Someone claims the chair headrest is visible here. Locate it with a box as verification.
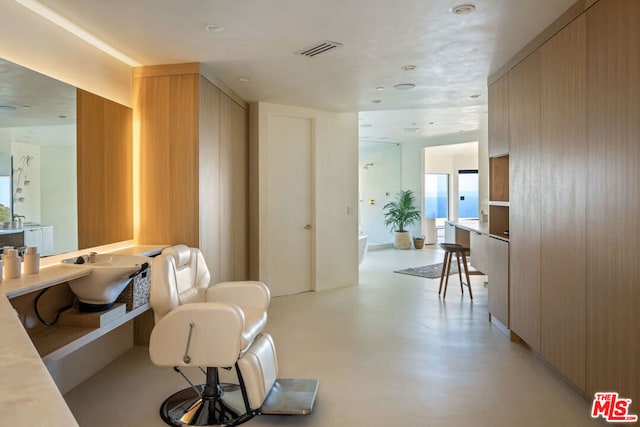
[163,244,191,267]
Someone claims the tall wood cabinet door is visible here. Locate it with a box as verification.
[199,77,222,283]
[469,231,487,274]
[540,16,587,391]
[488,76,509,157]
[508,50,541,351]
[586,0,640,402]
[487,237,509,327]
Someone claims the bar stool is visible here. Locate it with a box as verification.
[438,243,473,300]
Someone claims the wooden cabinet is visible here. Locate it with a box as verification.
[540,15,587,391]
[488,0,639,405]
[469,231,488,274]
[487,237,509,327]
[585,0,640,402]
[488,76,509,157]
[134,64,249,283]
[508,50,542,352]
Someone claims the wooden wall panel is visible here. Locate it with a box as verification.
[487,237,509,327]
[218,94,234,282]
[586,0,640,402]
[540,16,587,391]
[198,77,221,283]
[508,50,542,351]
[488,76,510,157]
[135,72,199,247]
[77,89,133,249]
[230,99,249,280]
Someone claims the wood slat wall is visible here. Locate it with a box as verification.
[585,0,640,401]
[539,15,587,391]
[508,50,542,352]
[77,89,133,249]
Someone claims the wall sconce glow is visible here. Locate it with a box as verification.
[15,0,141,66]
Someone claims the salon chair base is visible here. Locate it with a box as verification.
[160,383,252,427]
[160,378,319,426]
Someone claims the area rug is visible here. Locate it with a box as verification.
[394,259,471,279]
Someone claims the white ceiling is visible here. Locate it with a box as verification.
[8,0,577,144]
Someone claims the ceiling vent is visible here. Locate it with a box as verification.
[296,40,343,57]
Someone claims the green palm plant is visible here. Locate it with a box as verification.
[382,190,421,232]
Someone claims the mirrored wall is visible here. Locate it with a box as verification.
[0,58,78,255]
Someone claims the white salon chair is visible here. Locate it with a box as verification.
[149,245,318,426]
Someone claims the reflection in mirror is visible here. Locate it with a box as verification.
[0,58,77,255]
[0,153,11,223]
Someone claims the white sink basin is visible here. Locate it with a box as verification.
[62,254,153,312]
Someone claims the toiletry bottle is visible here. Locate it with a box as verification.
[24,247,40,275]
[3,249,21,279]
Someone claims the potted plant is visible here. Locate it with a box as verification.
[383,189,421,250]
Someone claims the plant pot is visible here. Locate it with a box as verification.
[394,231,411,250]
[413,236,425,249]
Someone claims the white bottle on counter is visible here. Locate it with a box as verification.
[24,247,40,275]
[3,249,21,280]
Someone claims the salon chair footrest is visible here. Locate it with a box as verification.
[260,378,320,415]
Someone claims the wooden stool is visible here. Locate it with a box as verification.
[438,243,473,299]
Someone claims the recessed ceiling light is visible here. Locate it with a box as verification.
[428,122,435,125]
[238,76,252,82]
[452,4,475,15]
[401,65,416,71]
[376,86,385,91]
[403,127,420,133]
[0,105,16,111]
[57,114,67,119]
[204,24,225,32]
[371,99,382,104]
[470,94,481,98]
[22,105,30,110]
[393,83,416,90]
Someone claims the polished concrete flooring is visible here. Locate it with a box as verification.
[65,246,603,426]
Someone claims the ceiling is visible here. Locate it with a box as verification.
[10,0,577,144]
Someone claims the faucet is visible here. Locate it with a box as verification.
[88,252,98,263]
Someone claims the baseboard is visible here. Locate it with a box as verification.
[368,243,393,251]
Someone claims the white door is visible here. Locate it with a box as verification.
[264,115,313,295]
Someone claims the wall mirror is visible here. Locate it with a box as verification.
[0,58,78,255]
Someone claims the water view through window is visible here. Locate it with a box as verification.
[458,169,479,219]
[424,173,448,227]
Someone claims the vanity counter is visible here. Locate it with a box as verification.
[0,243,166,426]
[0,283,79,426]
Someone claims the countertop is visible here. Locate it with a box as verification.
[446,219,509,242]
[0,243,166,426]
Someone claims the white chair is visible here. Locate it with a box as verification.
[149,245,318,426]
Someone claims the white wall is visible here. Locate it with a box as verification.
[41,145,78,253]
[401,143,424,239]
[254,102,359,293]
[11,142,41,223]
[0,1,131,106]
[359,144,401,245]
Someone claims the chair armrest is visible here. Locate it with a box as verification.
[149,302,244,368]
[206,281,270,312]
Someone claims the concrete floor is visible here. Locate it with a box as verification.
[64,245,603,426]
